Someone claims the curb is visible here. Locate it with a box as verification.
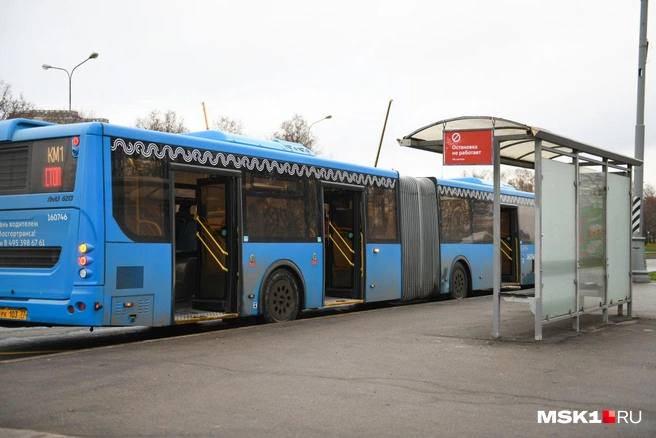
[0,428,77,438]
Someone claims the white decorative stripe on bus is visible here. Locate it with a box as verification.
[438,184,534,206]
[111,137,396,189]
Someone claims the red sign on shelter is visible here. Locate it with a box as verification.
[443,129,493,165]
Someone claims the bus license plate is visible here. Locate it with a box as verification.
[0,308,28,321]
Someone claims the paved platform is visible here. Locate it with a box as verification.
[646,258,655,272]
[1,284,655,437]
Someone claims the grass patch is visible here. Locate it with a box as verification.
[647,242,656,252]
[651,271,656,282]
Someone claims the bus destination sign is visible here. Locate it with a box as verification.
[443,129,493,165]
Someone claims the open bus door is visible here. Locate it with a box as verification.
[322,185,365,307]
[500,205,520,284]
[171,166,241,323]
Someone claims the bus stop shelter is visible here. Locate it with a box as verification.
[399,116,642,340]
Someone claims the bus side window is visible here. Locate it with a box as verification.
[111,151,171,242]
[518,205,535,243]
[366,186,398,242]
[439,196,473,243]
[471,200,493,243]
[242,171,319,242]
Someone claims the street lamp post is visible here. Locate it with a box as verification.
[631,0,650,283]
[42,52,99,111]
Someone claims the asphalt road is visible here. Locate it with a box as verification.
[0,318,260,362]
[1,284,655,437]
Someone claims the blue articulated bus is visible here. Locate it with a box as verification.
[436,177,535,298]
[0,119,533,327]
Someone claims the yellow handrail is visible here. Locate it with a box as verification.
[328,222,354,254]
[329,235,355,267]
[360,232,364,277]
[196,232,228,272]
[500,238,513,261]
[194,215,228,256]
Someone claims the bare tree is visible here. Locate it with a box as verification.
[0,80,34,120]
[460,168,533,192]
[136,110,187,133]
[273,114,315,149]
[506,168,534,192]
[461,169,492,180]
[461,168,511,182]
[214,116,244,135]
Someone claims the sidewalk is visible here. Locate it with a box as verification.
[646,258,655,273]
[633,280,656,319]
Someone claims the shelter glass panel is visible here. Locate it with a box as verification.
[606,173,630,304]
[541,159,576,319]
[578,169,606,310]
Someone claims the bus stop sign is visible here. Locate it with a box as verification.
[443,129,493,165]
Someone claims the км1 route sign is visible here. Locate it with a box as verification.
[443,129,493,165]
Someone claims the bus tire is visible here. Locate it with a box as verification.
[450,262,469,300]
[262,269,300,323]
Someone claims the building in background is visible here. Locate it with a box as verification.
[9,109,108,124]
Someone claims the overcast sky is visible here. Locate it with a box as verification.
[1,0,654,184]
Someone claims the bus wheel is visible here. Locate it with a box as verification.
[450,263,469,300]
[262,269,300,323]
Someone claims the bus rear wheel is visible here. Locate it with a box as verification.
[450,263,469,300]
[262,269,300,323]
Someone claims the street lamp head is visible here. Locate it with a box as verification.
[42,64,52,70]
[309,114,333,130]
[89,52,99,59]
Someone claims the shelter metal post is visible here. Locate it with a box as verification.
[628,164,634,317]
[603,159,609,324]
[534,140,543,341]
[574,154,580,332]
[619,164,633,317]
[492,138,501,338]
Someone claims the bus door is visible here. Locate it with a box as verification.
[500,205,520,284]
[322,185,365,306]
[172,167,241,321]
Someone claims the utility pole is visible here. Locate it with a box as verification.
[202,102,210,130]
[374,99,393,167]
[632,0,650,283]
